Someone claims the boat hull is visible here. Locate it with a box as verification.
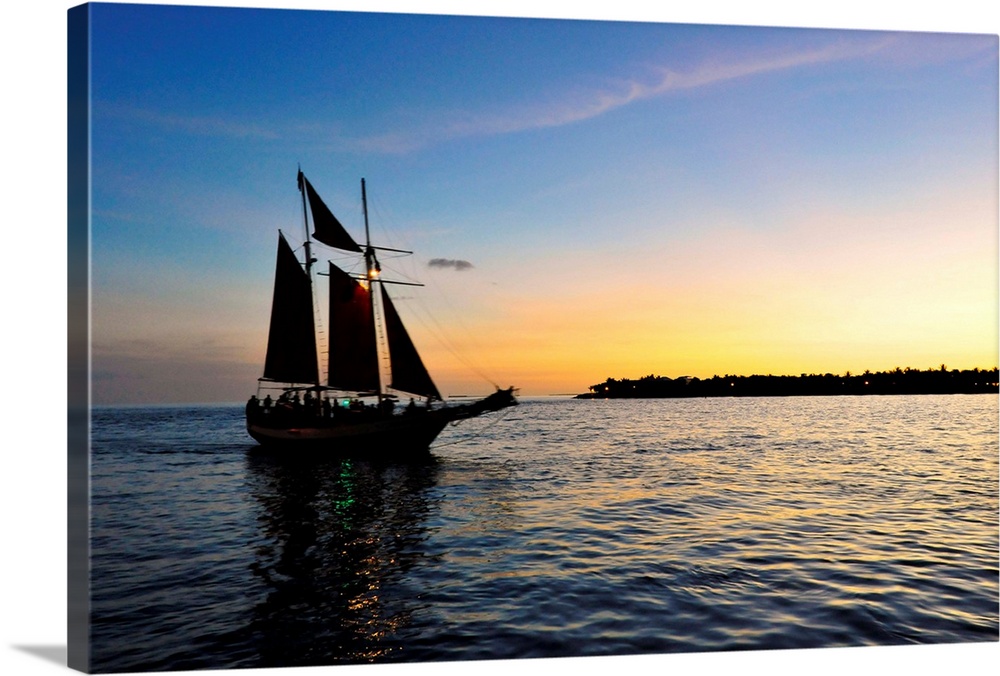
[247,410,451,456]
[245,388,517,457]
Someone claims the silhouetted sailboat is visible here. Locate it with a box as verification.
[246,171,517,454]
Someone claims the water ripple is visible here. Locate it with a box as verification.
[89,396,998,671]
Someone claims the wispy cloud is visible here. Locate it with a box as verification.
[96,101,281,140]
[97,31,988,156]
[353,36,896,153]
[95,38,892,155]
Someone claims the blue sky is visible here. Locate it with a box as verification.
[71,2,1000,403]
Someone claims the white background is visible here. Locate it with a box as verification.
[2,1,997,675]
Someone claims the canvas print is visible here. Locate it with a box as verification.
[67,2,999,673]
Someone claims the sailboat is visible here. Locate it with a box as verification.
[245,170,517,455]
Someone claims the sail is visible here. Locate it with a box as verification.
[262,232,319,384]
[298,171,362,252]
[380,286,442,400]
[327,262,380,392]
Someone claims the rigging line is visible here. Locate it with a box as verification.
[414,271,504,386]
[373,280,391,391]
[365,187,500,387]
[373,238,496,385]
[408,296,499,387]
[382,266,497,387]
[366,189,397,245]
[368,189,420,262]
[314,290,328,386]
[428,406,514,450]
[374,256,422,286]
[291,237,327,386]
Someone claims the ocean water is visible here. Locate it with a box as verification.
[88,395,999,672]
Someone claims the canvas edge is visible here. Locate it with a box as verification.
[68,3,92,673]
[55,4,1000,675]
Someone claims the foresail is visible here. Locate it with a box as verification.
[327,262,380,392]
[298,171,362,252]
[263,233,320,384]
[380,286,442,401]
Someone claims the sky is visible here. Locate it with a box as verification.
[75,1,999,404]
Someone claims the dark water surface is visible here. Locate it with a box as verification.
[89,396,999,672]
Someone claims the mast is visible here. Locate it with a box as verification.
[297,167,318,276]
[296,167,319,386]
[362,178,371,251]
[360,179,440,403]
[361,178,384,404]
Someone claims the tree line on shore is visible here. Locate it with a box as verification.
[577,366,999,398]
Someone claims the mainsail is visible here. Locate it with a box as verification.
[381,285,442,401]
[262,232,319,384]
[327,262,380,392]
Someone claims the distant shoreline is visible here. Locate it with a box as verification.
[576,367,999,399]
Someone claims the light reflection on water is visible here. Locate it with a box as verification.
[90,395,998,671]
